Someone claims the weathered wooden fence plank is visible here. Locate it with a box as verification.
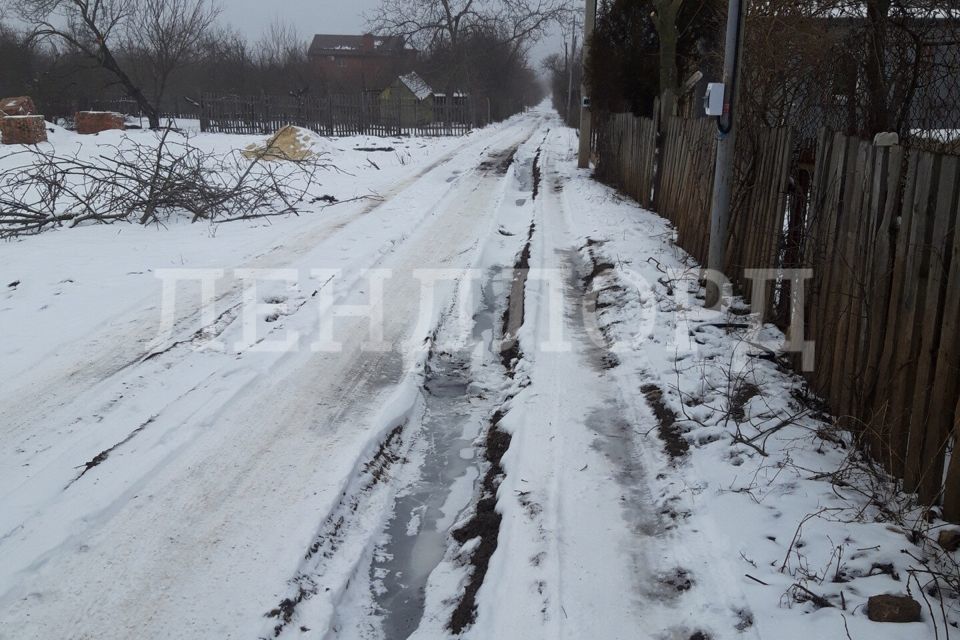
[811,134,853,398]
[860,146,902,434]
[923,181,960,512]
[594,112,657,209]
[844,143,884,420]
[905,157,960,498]
[830,140,873,419]
[886,152,939,478]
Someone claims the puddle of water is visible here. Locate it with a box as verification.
[471,267,501,344]
[372,271,505,640]
[373,355,479,640]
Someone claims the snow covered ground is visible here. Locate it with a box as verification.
[0,107,955,639]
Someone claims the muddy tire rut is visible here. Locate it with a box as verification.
[262,418,413,638]
[260,136,544,640]
[448,159,540,632]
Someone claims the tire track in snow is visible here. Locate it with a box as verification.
[64,415,158,489]
[449,210,538,634]
[316,136,547,639]
[0,121,546,636]
[2,123,536,495]
[543,124,761,639]
[253,129,544,639]
[459,127,666,638]
[263,421,413,638]
[0,118,532,460]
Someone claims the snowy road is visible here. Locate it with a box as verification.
[0,113,551,638]
[1,107,676,640]
[2,107,932,640]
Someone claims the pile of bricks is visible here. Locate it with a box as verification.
[0,95,48,145]
[0,96,36,117]
[75,111,125,135]
[1,115,47,145]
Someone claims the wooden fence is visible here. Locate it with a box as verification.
[594,113,657,209]
[200,93,476,137]
[725,126,795,314]
[593,113,960,520]
[38,97,203,123]
[657,117,719,265]
[803,130,960,515]
[596,116,794,317]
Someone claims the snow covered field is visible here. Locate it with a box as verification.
[0,107,954,639]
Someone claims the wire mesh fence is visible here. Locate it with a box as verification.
[737,8,960,154]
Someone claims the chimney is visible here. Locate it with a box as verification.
[362,33,375,52]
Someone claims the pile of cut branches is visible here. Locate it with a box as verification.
[0,130,334,237]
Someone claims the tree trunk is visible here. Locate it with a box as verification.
[864,0,892,136]
[98,44,161,129]
[653,0,681,120]
[566,32,577,125]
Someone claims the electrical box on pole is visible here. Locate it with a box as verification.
[704,83,725,117]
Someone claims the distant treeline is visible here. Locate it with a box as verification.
[1,0,561,129]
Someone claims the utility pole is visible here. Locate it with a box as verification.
[566,29,577,125]
[705,0,745,307]
[564,37,571,117]
[577,0,597,169]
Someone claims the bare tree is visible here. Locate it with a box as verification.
[251,18,317,95]
[561,10,582,123]
[370,0,570,52]
[254,18,303,68]
[736,0,960,143]
[123,0,220,117]
[368,0,480,53]
[368,0,570,90]
[650,0,682,118]
[13,0,219,129]
[194,25,255,94]
[542,20,582,127]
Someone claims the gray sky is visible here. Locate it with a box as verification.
[221,0,377,39]
[219,0,568,68]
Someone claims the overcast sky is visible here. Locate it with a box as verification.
[221,0,377,39]
[219,0,568,68]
